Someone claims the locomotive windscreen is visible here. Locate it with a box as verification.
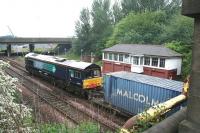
[85,69,101,78]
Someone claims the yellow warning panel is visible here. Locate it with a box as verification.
[83,77,102,89]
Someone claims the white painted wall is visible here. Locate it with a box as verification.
[165,58,182,75]
[131,65,144,73]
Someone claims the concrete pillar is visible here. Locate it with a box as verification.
[7,44,11,57]
[179,0,200,133]
[29,43,35,52]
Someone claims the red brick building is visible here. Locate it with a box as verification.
[102,44,182,79]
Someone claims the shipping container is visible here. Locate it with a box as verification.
[103,71,183,115]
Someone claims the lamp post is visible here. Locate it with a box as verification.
[64,48,67,56]
[81,49,83,61]
[91,52,93,63]
[57,46,59,56]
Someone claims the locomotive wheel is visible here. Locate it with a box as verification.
[56,80,65,89]
[80,89,89,99]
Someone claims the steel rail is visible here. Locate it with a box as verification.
[4,58,120,131]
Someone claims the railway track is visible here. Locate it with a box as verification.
[2,57,121,132]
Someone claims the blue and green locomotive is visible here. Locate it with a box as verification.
[25,53,102,96]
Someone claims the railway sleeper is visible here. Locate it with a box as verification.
[91,98,132,119]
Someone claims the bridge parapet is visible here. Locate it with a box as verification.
[0,37,72,44]
[0,37,72,56]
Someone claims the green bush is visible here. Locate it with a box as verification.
[39,122,100,133]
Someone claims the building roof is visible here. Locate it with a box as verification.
[103,44,182,57]
[25,53,94,70]
[107,71,183,92]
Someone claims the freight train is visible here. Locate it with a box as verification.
[25,53,102,97]
[24,53,184,116]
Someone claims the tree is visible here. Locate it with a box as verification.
[121,0,140,15]
[0,61,32,132]
[166,41,192,79]
[112,1,123,24]
[121,0,181,15]
[73,0,114,57]
[161,15,194,44]
[90,0,113,56]
[74,8,92,55]
[106,11,168,47]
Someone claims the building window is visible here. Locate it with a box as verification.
[132,56,139,65]
[119,54,123,62]
[144,57,150,66]
[104,53,108,59]
[114,53,118,61]
[124,54,129,63]
[160,58,165,68]
[152,58,158,67]
[109,53,113,60]
[140,57,144,65]
[74,71,81,79]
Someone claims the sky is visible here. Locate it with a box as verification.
[0,0,93,37]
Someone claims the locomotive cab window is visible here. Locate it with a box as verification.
[85,69,100,78]
[93,70,100,77]
[69,69,81,79]
[69,69,74,77]
[74,71,81,79]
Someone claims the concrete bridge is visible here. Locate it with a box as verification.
[0,37,72,56]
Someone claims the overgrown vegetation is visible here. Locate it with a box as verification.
[74,0,193,79]
[166,41,192,79]
[39,122,100,133]
[0,61,102,132]
[0,60,33,132]
[59,50,80,60]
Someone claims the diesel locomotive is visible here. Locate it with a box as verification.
[25,53,102,97]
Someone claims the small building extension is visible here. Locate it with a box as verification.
[102,44,182,79]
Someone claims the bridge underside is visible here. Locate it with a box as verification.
[0,37,72,56]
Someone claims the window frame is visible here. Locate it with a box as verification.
[159,58,165,68]
[74,71,81,79]
[140,57,144,65]
[104,52,108,59]
[119,54,124,62]
[114,53,118,61]
[132,56,139,65]
[152,57,158,67]
[109,53,113,60]
[144,57,150,66]
[124,54,130,63]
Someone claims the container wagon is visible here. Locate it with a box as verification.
[103,71,184,115]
